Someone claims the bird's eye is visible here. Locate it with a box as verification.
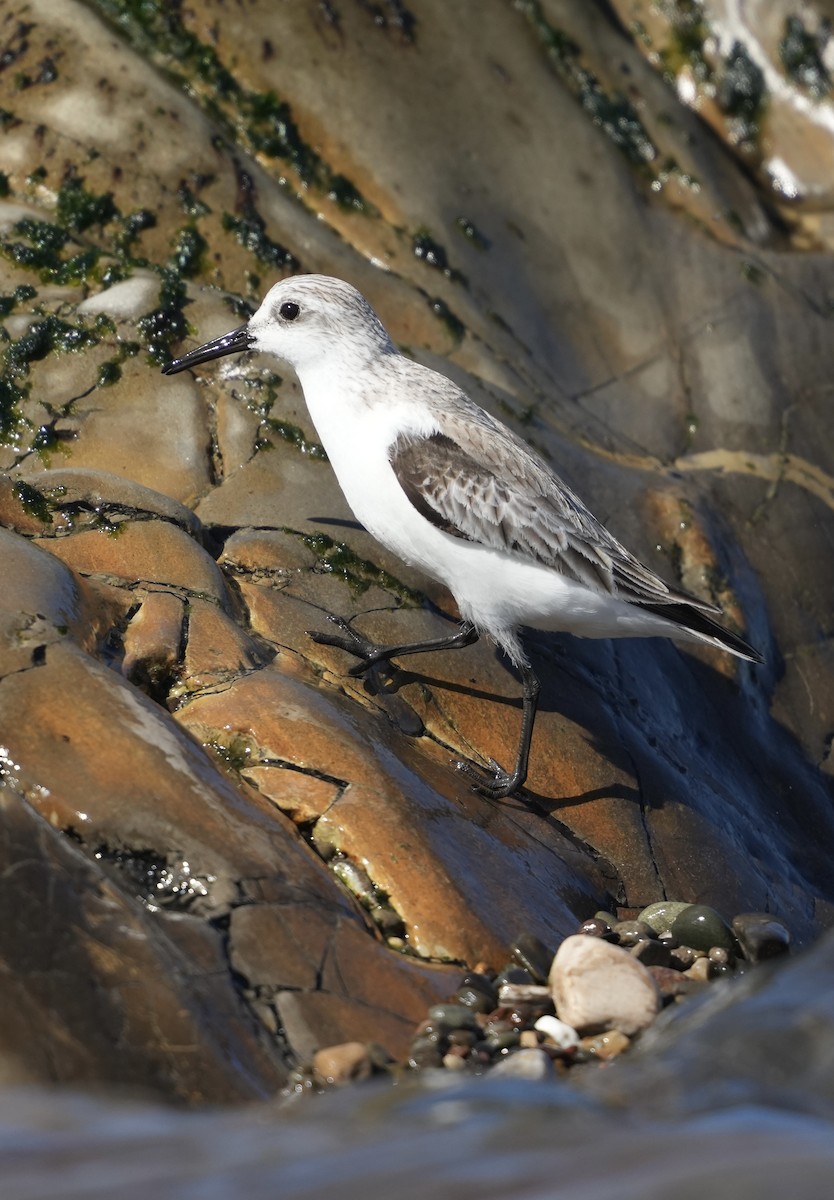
[279,301,300,321]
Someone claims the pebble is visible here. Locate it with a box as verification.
[446,1028,477,1049]
[484,1028,520,1055]
[487,1047,553,1080]
[683,956,714,983]
[629,937,672,968]
[312,1041,376,1086]
[426,1003,480,1034]
[534,1014,580,1051]
[549,934,661,1036]
[669,944,699,970]
[494,964,535,988]
[640,901,734,953]
[408,1036,444,1070]
[456,980,498,1013]
[732,912,792,961]
[580,1030,631,1060]
[612,919,653,946]
[511,932,555,982]
[576,917,613,939]
[410,903,792,1080]
[497,982,551,1007]
[647,965,704,1000]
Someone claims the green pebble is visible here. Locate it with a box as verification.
[426,1003,480,1033]
[640,901,735,953]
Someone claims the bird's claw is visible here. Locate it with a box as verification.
[453,757,520,800]
[307,616,387,675]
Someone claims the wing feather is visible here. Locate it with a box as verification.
[389,429,719,612]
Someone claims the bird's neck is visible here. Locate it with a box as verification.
[296,343,397,416]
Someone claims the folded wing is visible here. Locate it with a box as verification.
[389,429,718,613]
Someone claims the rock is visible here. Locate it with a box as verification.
[549,935,661,1036]
[455,972,498,1013]
[511,932,556,982]
[497,983,552,1007]
[425,1004,480,1035]
[580,1030,631,1060]
[4,0,834,1109]
[487,1048,553,1080]
[441,1052,467,1071]
[629,937,673,968]
[640,902,735,953]
[311,1042,379,1086]
[647,966,705,1001]
[684,958,714,983]
[534,1015,580,1051]
[670,945,700,971]
[732,913,792,962]
[407,1036,443,1071]
[612,919,654,946]
[577,917,614,939]
[494,965,535,988]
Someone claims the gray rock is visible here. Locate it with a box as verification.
[733,913,792,961]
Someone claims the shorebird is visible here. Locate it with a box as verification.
[162,275,761,798]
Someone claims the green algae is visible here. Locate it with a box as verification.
[206,734,254,774]
[260,417,327,460]
[115,207,157,255]
[780,15,831,99]
[412,230,465,283]
[136,269,190,363]
[177,181,212,219]
[170,225,207,277]
[97,359,122,386]
[86,0,371,212]
[0,283,37,318]
[455,217,489,250]
[515,0,657,170]
[717,41,766,148]
[658,0,713,83]
[300,530,421,603]
[222,211,297,270]
[427,296,465,343]
[13,478,52,524]
[56,175,118,234]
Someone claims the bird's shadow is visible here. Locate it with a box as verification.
[356,642,645,812]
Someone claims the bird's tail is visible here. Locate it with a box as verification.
[640,601,763,663]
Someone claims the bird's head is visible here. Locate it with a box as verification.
[162,275,394,378]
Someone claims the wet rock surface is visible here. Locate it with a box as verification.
[1,0,834,1161]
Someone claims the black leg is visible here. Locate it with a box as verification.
[308,615,479,676]
[311,616,540,800]
[455,662,540,799]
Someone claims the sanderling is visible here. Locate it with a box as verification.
[162,275,761,798]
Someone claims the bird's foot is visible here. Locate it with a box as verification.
[307,615,392,677]
[453,756,522,800]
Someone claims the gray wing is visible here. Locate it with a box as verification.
[389,429,720,612]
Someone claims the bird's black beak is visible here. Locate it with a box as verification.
[161,324,252,375]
